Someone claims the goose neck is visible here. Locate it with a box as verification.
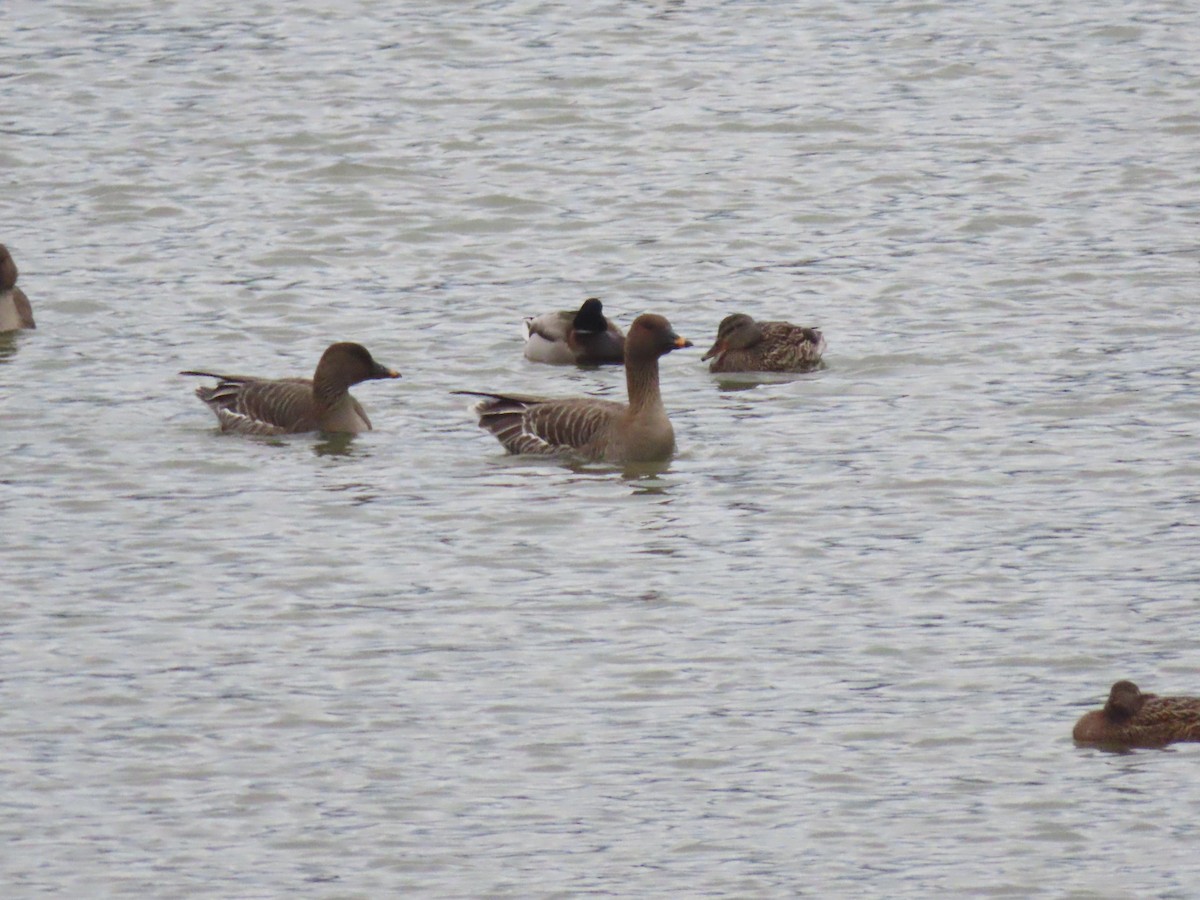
[625,356,663,413]
[312,373,349,407]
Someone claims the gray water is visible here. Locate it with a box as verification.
[3,1,1200,896]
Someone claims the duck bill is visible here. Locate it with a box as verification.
[372,364,402,379]
[700,340,724,361]
[672,334,693,350]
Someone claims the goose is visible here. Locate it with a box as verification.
[0,244,36,331]
[701,313,824,373]
[523,297,625,365]
[459,313,691,462]
[182,342,400,435]
[1073,680,1200,748]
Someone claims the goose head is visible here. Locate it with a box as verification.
[626,314,692,363]
[314,342,401,394]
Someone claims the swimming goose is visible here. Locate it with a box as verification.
[523,297,625,365]
[0,244,36,331]
[460,313,691,462]
[701,313,824,373]
[182,342,400,435]
[1073,680,1200,748]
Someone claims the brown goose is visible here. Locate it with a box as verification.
[1073,680,1200,748]
[182,342,400,435]
[460,313,691,462]
[523,297,625,365]
[0,244,36,331]
[701,313,825,373]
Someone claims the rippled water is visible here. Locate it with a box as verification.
[4,1,1200,895]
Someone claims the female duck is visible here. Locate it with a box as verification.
[1073,680,1200,748]
[182,342,400,435]
[523,297,625,365]
[461,313,690,463]
[701,313,824,373]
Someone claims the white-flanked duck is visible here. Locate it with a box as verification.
[523,297,625,365]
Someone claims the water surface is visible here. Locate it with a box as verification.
[3,1,1200,896]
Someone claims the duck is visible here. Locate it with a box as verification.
[0,244,36,331]
[1073,680,1200,748]
[459,313,691,463]
[523,297,625,365]
[701,313,825,373]
[181,342,400,435]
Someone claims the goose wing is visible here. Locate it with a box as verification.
[182,373,317,435]
[457,391,623,457]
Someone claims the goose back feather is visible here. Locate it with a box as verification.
[458,393,626,457]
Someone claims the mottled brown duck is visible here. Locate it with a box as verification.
[182,342,400,435]
[701,313,824,373]
[460,313,691,463]
[1073,680,1200,748]
[0,244,36,331]
[523,297,625,365]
